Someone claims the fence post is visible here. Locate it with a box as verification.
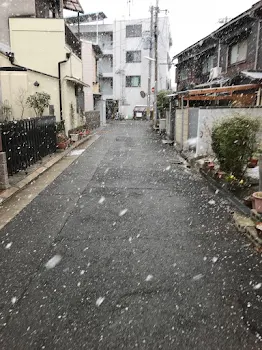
[0,126,10,190]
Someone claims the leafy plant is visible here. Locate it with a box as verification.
[0,100,12,122]
[26,92,51,117]
[211,115,260,178]
[70,102,76,128]
[157,90,172,117]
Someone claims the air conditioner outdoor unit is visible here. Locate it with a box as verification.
[209,66,222,80]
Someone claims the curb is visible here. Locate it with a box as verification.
[0,134,95,206]
[173,146,262,249]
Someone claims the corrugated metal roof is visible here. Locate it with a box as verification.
[242,71,262,80]
[63,0,84,13]
[66,12,107,24]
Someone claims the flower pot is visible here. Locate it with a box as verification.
[57,140,69,150]
[248,158,258,168]
[70,133,79,142]
[208,162,215,170]
[252,192,262,213]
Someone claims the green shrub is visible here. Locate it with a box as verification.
[211,115,260,178]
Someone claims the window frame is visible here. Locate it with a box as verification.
[126,50,142,63]
[126,24,142,38]
[229,39,247,65]
[126,76,141,88]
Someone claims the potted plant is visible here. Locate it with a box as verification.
[56,133,69,150]
[248,156,258,168]
[252,192,262,213]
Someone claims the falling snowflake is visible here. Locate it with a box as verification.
[5,242,13,249]
[145,275,153,282]
[165,166,171,171]
[254,283,262,290]
[119,209,128,217]
[45,255,62,270]
[208,200,216,205]
[193,274,204,281]
[98,196,105,204]
[11,297,17,305]
[80,270,85,275]
[215,190,219,195]
[212,257,218,263]
[96,297,105,307]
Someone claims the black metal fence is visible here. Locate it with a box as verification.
[0,116,56,176]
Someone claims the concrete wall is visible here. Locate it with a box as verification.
[82,40,95,111]
[175,108,189,147]
[196,107,262,156]
[85,110,100,130]
[9,18,66,77]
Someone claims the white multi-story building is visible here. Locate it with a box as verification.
[70,16,172,118]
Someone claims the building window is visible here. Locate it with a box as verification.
[126,25,142,38]
[126,51,141,63]
[126,76,141,87]
[230,39,247,64]
[202,55,214,74]
[180,68,188,81]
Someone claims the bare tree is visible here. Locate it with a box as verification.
[16,88,27,119]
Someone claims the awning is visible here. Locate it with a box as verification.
[241,71,262,80]
[65,12,107,24]
[63,0,84,14]
[65,76,89,87]
[195,78,229,89]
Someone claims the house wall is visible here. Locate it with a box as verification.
[9,18,66,77]
[0,69,59,121]
[82,41,94,111]
[196,107,262,156]
[176,10,262,91]
[8,18,84,132]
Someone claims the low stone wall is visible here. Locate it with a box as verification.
[0,152,9,190]
[85,111,100,130]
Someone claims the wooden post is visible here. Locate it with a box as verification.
[259,155,262,192]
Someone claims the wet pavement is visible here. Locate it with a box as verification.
[0,121,262,349]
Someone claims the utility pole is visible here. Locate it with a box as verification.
[147,6,154,121]
[154,0,159,126]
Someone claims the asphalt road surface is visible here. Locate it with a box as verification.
[0,121,262,350]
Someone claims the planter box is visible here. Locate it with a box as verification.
[70,134,79,142]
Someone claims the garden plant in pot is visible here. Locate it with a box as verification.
[56,133,70,150]
[253,192,262,214]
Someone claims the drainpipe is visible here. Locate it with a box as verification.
[255,20,261,70]
[58,53,71,121]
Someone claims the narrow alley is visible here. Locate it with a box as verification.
[0,121,261,349]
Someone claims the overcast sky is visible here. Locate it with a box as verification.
[77,0,256,56]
